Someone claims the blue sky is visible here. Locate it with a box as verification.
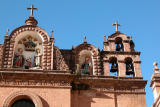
[0,0,159,106]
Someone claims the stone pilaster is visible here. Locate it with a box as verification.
[118,60,126,77]
[109,41,115,51]
[93,55,98,75]
[123,41,130,52]
[103,60,110,76]
[134,61,142,77]
[97,55,102,75]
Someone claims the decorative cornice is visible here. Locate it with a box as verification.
[101,51,141,55]
[108,31,124,38]
[9,25,49,42]
[134,61,141,63]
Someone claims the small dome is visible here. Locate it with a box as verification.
[25,16,38,26]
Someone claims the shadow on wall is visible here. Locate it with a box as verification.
[71,89,116,107]
[39,96,49,107]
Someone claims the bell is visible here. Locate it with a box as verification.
[116,44,121,51]
[110,63,118,72]
[126,64,134,75]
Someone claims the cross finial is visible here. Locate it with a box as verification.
[112,21,121,32]
[27,5,37,17]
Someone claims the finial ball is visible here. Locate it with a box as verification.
[153,62,158,67]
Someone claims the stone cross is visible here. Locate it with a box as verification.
[27,5,37,17]
[112,21,121,32]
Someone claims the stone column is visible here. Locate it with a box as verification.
[103,42,109,51]
[134,61,142,77]
[109,41,115,51]
[103,60,110,76]
[123,41,130,52]
[118,60,126,77]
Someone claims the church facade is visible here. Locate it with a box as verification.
[0,5,147,107]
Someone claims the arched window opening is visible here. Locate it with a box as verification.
[78,50,93,75]
[115,37,124,52]
[125,58,134,77]
[130,40,135,52]
[109,57,118,76]
[11,99,35,107]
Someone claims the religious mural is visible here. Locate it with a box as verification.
[13,35,43,69]
[24,36,37,51]
[13,48,25,68]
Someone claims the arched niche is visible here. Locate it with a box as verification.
[75,44,99,75]
[79,50,93,75]
[109,57,118,76]
[2,25,52,69]
[125,57,134,77]
[130,40,135,52]
[115,37,124,52]
[12,31,43,69]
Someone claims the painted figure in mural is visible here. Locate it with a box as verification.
[24,36,36,51]
[81,56,92,75]
[25,57,32,69]
[35,48,42,68]
[13,48,25,68]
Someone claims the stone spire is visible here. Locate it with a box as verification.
[4,29,9,40]
[83,36,87,43]
[25,5,38,26]
[50,30,55,43]
[5,29,9,37]
[103,35,107,42]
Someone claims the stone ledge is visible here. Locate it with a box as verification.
[101,51,140,55]
[150,73,160,87]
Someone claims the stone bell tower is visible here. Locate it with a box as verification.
[100,21,147,107]
[103,21,142,77]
